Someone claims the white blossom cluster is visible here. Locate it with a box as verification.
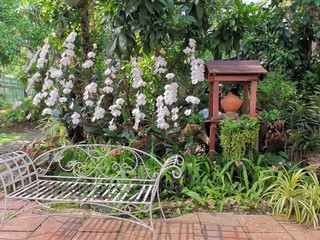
[26,72,41,94]
[153,52,167,74]
[60,77,74,94]
[37,38,50,69]
[132,92,147,130]
[103,59,117,94]
[107,98,125,131]
[131,57,146,88]
[183,38,205,85]
[92,106,105,122]
[71,112,80,125]
[186,95,200,105]
[83,82,98,101]
[164,82,179,105]
[155,96,170,130]
[60,32,77,67]
[109,98,125,117]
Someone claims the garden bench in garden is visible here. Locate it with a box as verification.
[0,144,184,239]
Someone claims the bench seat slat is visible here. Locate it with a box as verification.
[8,180,155,204]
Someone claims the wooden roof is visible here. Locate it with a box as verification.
[206,60,268,74]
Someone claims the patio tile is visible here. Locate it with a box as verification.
[198,212,240,226]
[248,232,294,240]
[0,231,31,240]
[27,216,82,240]
[72,232,118,240]
[202,223,249,240]
[78,218,122,232]
[158,233,205,240]
[160,221,203,234]
[164,213,199,223]
[0,214,47,232]
[0,199,28,210]
[236,215,286,233]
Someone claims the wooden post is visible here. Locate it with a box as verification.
[208,76,214,119]
[213,80,220,120]
[250,80,258,117]
[243,82,249,114]
[209,123,217,159]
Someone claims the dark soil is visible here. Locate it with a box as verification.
[0,121,42,134]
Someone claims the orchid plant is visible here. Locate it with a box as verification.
[24,31,206,150]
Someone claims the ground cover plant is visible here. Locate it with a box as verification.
[0,0,319,230]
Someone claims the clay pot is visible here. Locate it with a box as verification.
[221,93,243,114]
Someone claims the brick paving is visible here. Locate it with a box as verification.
[0,199,319,240]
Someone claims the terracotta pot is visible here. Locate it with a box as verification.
[221,93,243,114]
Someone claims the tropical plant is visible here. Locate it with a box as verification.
[257,70,297,112]
[264,166,320,229]
[219,115,260,162]
[282,99,320,162]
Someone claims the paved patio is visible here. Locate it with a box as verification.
[0,198,319,240]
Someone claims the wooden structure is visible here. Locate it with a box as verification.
[205,60,268,159]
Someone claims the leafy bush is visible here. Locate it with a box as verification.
[282,99,320,162]
[257,70,297,112]
[3,96,41,123]
[265,166,320,229]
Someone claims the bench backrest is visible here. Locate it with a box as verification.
[33,144,166,182]
[0,151,38,194]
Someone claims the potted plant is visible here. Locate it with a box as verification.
[219,115,260,162]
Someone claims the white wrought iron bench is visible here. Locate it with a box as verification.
[0,144,184,239]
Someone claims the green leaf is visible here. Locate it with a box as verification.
[183,15,197,24]
[118,33,128,52]
[182,188,206,205]
[144,0,153,14]
[196,5,204,19]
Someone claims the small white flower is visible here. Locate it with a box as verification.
[50,68,63,78]
[42,108,52,116]
[109,119,117,131]
[115,98,125,106]
[65,31,77,43]
[87,52,96,58]
[26,113,32,120]
[71,112,81,125]
[64,42,75,49]
[60,57,71,66]
[43,79,53,91]
[186,96,200,105]
[103,86,113,94]
[63,88,72,94]
[12,101,22,110]
[109,105,121,117]
[82,59,94,68]
[59,97,67,103]
[85,100,94,107]
[165,73,175,80]
[104,78,113,85]
[184,109,192,116]
[85,82,98,94]
[93,43,97,49]
[136,92,147,106]
[92,106,105,121]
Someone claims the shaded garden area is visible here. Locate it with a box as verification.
[0,0,319,229]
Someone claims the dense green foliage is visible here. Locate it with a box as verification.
[0,0,319,227]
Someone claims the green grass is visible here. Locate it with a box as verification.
[0,133,33,145]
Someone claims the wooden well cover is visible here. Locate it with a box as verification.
[206,60,268,75]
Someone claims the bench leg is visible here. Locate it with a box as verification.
[149,205,158,240]
[156,188,166,219]
[0,197,8,226]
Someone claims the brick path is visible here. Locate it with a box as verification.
[0,199,319,240]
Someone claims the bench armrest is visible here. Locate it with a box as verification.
[158,154,184,180]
